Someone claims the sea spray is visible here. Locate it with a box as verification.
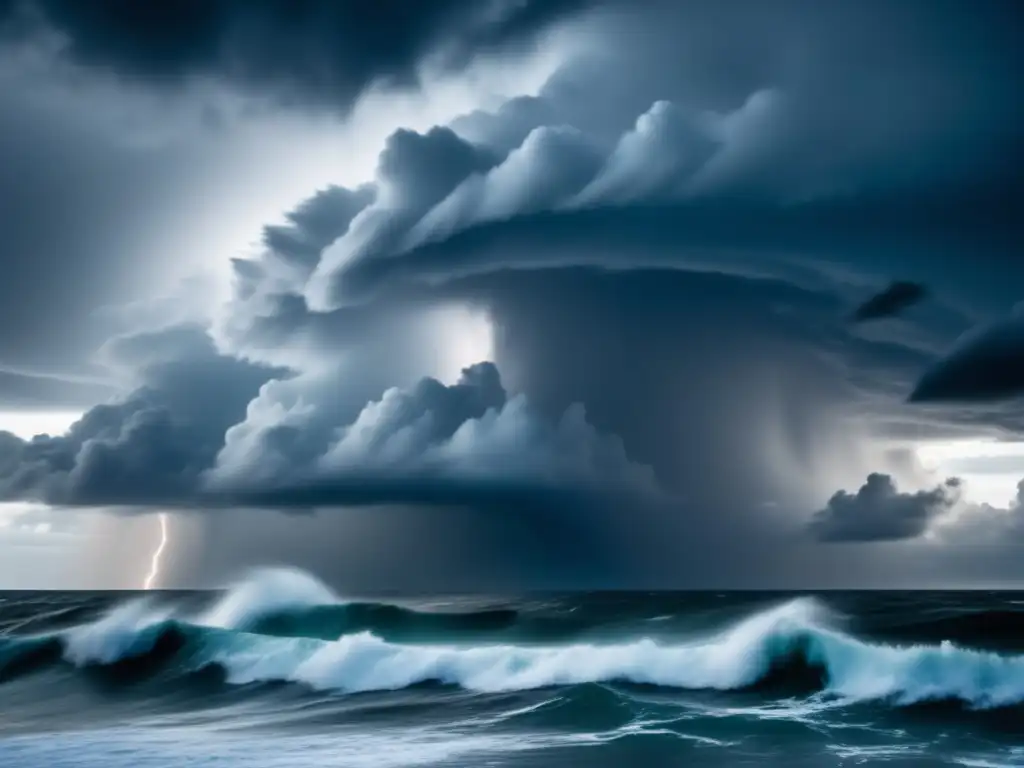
[63,599,174,666]
[197,567,343,630]
[4,582,1022,768]
[2,571,1022,711]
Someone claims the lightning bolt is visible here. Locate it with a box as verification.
[143,513,169,590]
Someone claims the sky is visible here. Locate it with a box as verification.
[0,0,1022,590]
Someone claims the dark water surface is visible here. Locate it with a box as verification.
[1,569,1022,767]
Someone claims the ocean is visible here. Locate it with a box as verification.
[0,569,1021,767]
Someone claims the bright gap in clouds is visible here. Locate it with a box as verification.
[428,305,495,384]
[916,439,1024,507]
[0,411,81,439]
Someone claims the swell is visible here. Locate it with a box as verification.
[0,636,63,683]
[2,589,1023,719]
[245,603,520,642]
[225,589,1024,651]
[879,609,1024,653]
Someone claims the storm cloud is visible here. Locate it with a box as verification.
[0,0,587,110]
[910,309,1024,404]
[0,327,658,512]
[808,473,962,542]
[1,0,1022,588]
[851,281,928,324]
[0,325,279,506]
[206,361,661,509]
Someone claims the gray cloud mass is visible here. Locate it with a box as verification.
[0,0,587,111]
[910,309,1024,404]
[808,473,963,542]
[851,281,929,324]
[0,327,658,512]
[0,326,279,505]
[0,0,1022,587]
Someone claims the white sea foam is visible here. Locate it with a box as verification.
[55,573,1024,710]
[63,599,173,666]
[197,567,342,629]
[208,597,1024,708]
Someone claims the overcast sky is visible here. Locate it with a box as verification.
[0,0,1022,590]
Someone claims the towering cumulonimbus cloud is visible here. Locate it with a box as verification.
[2,0,1022,588]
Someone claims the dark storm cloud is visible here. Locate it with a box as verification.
[211,238,966,588]
[185,34,1022,582]
[221,185,373,357]
[298,0,1023,310]
[218,153,947,524]
[260,185,376,271]
[0,332,658,510]
[466,268,929,510]
[214,0,1021,574]
[809,473,1024,582]
[0,0,590,110]
[317,199,995,311]
[0,325,280,505]
[0,0,592,409]
[850,281,928,324]
[910,310,1024,404]
[206,362,660,509]
[181,0,1024,585]
[808,473,962,542]
[3,0,1022,588]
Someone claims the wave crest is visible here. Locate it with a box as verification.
[3,575,1023,712]
[197,567,342,630]
[209,597,1024,708]
[63,599,175,667]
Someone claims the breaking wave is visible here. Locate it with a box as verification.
[1,569,1023,712]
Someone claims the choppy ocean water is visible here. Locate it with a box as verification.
[1,568,1022,767]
